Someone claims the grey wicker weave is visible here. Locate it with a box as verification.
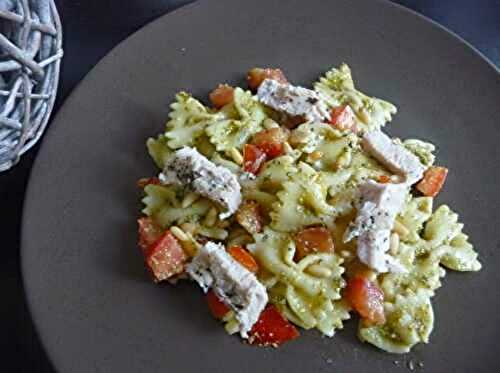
[0,0,63,172]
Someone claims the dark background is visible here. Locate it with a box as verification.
[1,1,498,372]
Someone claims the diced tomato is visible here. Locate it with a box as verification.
[251,127,289,159]
[145,231,187,282]
[416,166,448,197]
[138,217,163,254]
[206,289,231,319]
[209,84,234,109]
[294,227,335,261]
[328,105,356,132]
[247,67,288,91]
[243,144,267,175]
[228,245,259,273]
[236,200,263,235]
[137,177,161,188]
[249,305,299,347]
[344,276,385,325]
[377,175,391,184]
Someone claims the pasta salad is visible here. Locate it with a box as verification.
[136,64,481,353]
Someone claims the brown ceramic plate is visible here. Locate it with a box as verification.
[22,0,500,372]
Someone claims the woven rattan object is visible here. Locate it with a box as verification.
[0,0,63,172]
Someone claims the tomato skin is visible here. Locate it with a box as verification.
[328,105,356,132]
[249,305,299,346]
[247,68,288,91]
[145,231,187,282]
[206,289,231,319]
[236,200,263,235]
[251,127,289,159]
[416,166,448,197]
[137,177,161,188]
[227,245,259,273]
[294,227,335,261]
[345,276,385,325]
[138,217,163,254]
[209,84,234,109]
[243,144,267,175]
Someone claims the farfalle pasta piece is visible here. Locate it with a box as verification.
[165,92,223,149]
[314,64,397,131]
[206,88,267,153]
[270,163,335,232]
[380,242,446,300]
[359,289,435,354]
[251,228,348,336]
[424,205,481,271]
[403,139,436,167]
[397,196,433,243]
[142,184,213,228]
[146,134,172,169]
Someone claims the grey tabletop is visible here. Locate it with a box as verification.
[1,1,498,372]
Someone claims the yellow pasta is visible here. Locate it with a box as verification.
[142,184,213,228]
[252,228,348,336]
[359,289,434,354]
[146,134,172,169]
[314,64,397,131]
[206,88,267,153]
[138,64,482,354]
[165,92,222,149]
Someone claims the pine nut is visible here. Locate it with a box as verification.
[283,142,293,154]
[170,226,188,241]
[227,233,253,248]
[180,222,197,235]
[263,118,279,129]
[393,220,409,237]
[358,108,370,124]
[389,232,400,256]
[182,232,201,257]
[229,147,243,165]
[181,192,200,208]
[198,226,228,240]
[306,264,332,278]
[203,207,218,227]
[336,150,352,169]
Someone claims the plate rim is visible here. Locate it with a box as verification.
[20,0,499,372]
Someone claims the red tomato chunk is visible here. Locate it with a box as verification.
[236,200,263,235]
[206,289,230,319]
[328,105,356,132]
[145,231,187,282]
[251,127,289,159]
[243,144,267,175]
[345,276,385,325]
[209,84,234,109]
[247,67,288,91]
[137,217,163,254]
[249,305,299,347]
[294,227,335,261]
[227,245,259,273]
[416,166,448,197]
